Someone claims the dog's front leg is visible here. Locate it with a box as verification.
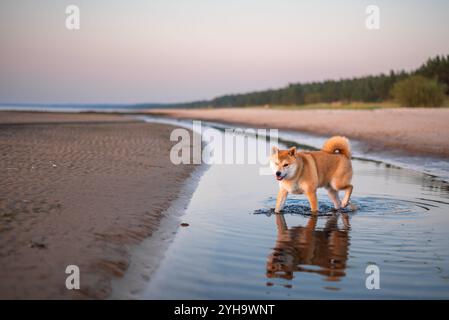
[306,191,318,213]
[275,188,288,213]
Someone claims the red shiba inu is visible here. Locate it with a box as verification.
[270,136,353,213]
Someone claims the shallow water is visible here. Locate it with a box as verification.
[142,118,449,299]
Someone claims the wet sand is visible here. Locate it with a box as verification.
[0,111,196,299]
[147,107,449,157]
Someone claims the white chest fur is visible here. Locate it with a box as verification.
[280,181,303,194]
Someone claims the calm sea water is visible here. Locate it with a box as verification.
[0,103,167,113]
[140,118,449,299]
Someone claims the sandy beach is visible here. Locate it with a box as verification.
[0,111,197,299]
[147,107,449,157]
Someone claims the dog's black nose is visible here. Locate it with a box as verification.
[276,171,281,176]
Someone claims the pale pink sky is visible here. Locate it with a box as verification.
[0,0,448,103]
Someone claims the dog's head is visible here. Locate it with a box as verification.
[270,146,300,181]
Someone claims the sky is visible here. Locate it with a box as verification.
[0,0,448,104]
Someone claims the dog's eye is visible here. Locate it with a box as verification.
[283,163,288,167]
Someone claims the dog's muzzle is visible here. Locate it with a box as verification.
[275,171,285,181]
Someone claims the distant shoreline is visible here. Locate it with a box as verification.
[3,106,448,157]
[144,107,449,158]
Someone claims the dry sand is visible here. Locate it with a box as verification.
[147,107,449,157]
[0,111,197,299]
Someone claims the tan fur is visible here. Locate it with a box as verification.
[270,136,353,213]
[321,136,351,158]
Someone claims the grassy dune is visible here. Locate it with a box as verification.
[267,101,400,110]
[245,99,449,110]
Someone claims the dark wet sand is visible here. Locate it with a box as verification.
[0,111,196,299]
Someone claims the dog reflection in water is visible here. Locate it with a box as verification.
[266,213,350,283]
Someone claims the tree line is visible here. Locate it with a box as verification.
[176,55,449,108]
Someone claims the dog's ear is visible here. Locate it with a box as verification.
[288,146,297,156]
[271,146,279,155]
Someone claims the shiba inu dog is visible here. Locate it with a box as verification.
[270,136,353,213]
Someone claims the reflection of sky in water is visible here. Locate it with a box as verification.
[142,118,449,299]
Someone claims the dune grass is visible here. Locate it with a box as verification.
[263,101,400,110]
[257,99,449,110]
[200,98,449,110]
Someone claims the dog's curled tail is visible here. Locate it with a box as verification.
[322,136,351,158]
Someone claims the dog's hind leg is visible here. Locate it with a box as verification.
[326,188,341,210]
[340,184,353,208]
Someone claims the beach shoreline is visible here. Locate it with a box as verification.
[109,163,208,299]
[0,111,200,299]
[1,108,449,299]
[144,107,449,158]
